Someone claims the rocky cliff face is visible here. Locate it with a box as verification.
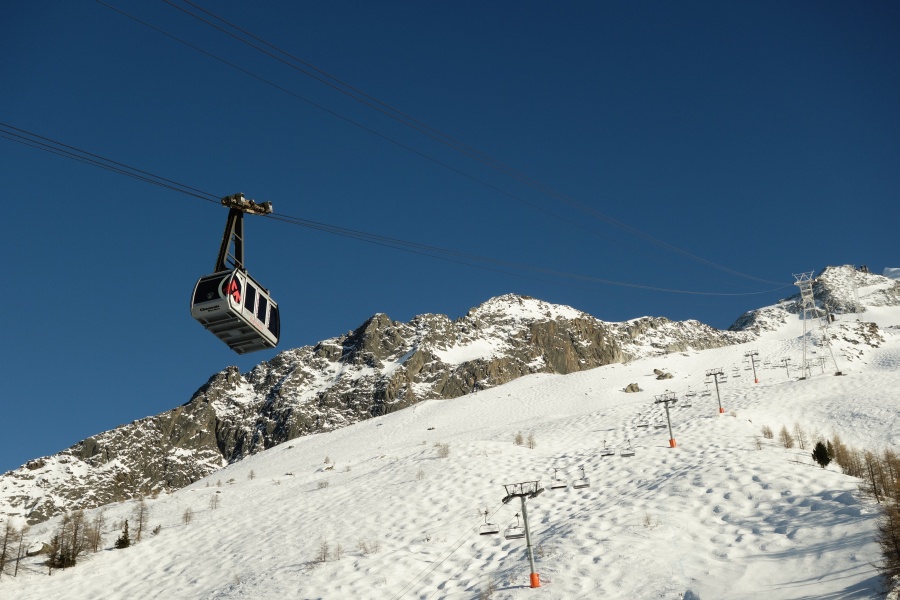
[1,294,750,524]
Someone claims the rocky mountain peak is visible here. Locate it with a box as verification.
[190,365,244,403]
[730,265,900,333]
[1,293,762,524]
[341,312,410,365]
[814,265,899,312]
[465,293,587,323]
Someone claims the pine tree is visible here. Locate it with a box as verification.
[114,520,131,549]
[812,441,831,468]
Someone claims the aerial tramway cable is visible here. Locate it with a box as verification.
[99,0,784,287]
[0,121,790,298]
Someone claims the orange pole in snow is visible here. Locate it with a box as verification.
[669,438,677,448]
[530,573,541,588]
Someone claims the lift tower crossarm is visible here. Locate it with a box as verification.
[215,193,273,273]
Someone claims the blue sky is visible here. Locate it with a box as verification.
[2,1,898,474]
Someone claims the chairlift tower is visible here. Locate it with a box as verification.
[793,272,818,379]
[501,481,544,588]
[793,272,842,377]
[744,351,760,384]
[705,368,725,414]
[654,391,678,448]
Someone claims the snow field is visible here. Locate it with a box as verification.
[4,316,898,599]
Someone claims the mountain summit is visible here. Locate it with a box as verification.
[2,266,896,524]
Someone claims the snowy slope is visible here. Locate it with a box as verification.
[3,294,898,599]
[0,293,749,525]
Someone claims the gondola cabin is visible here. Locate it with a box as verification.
[191,269,280,354]
[190,193,280,354]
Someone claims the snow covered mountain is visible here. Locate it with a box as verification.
[0,267,895,530]
[0,294,750,525]
[2,264,899,599]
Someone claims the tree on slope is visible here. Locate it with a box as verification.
[877,504,900,596]
[115,520,131,549]
[13,525,28,577]
[134,496,149,542]
[0,520,12,578]
[47,511,89,570]
[779,425,794,449]
[812,442,831,468]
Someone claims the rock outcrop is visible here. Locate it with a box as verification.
[730,265,900,333]
[0,294,752,524]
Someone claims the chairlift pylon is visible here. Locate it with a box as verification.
[504,513,526,540]
[479,510,500,536]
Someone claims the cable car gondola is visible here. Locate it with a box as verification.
[190,194,280,354]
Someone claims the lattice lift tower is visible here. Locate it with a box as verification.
[793,272,842,378]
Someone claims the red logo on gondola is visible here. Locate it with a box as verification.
[227,277,242,303]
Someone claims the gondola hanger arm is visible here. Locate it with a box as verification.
[215,193,273,273]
